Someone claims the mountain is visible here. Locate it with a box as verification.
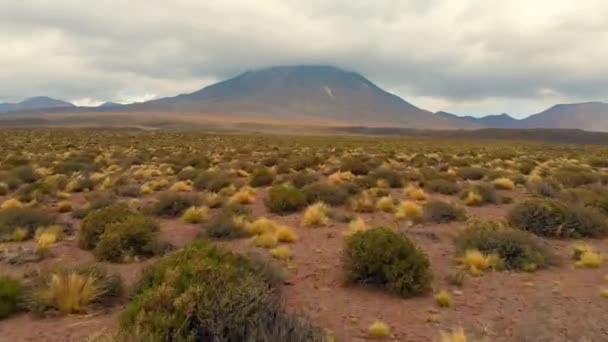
[519,102,608,131]
[98,102,123,109]
[436,111,519,128]
[125,65,478,129]
[0,96,74,113]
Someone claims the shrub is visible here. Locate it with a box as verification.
[553,170,598,188]
[229,186,256,205]
[249,167,275,187]
[395,201,423,223]
[276,226,298,243]
[1,198,24,210]
[145,192,201,217]
[0,275,23,319]
[302,182,349,206]
[343,227,432,297]
[344,217,367,237]
[291,171,319,188]
[455,219,554,270]
[462,191,483,206]
[79,203,136,249]
[168,180,193,192]
[265,185,307,214]
[26,265,121,314]
[193,171,232,192]
[340,155,380,175]
[328,171,355,185]
[573,246,602,268]
[459,183,499,206]
[0,207,56,241]
[270,246,292,260]
[424,179,460,195]
[367,167,403,188]
[457,167,487,180]
[301,202,329,227]
[404,185,428,201]
[492,177,515,190]
[205,214,248,240]
[120,241,323,341]
[507,198,608,238]
[94,215,161,262]
[459,249,500,275]
[368,321,391,338]
[423,200,466,223]
[57,200,72,213]
[434,290,452,308]
[182,206,209,224]
[376,196,395,213]
[350,190,376,213]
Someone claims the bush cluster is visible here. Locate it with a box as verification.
[264,185,307,214]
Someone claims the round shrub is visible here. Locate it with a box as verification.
[302,182,349,206]
[424,179,460,195]
[79,203,136,250]
[367,167,403,188]
[94,215,162,262]
[340,155,380,175]
[0,207,56,241]
[193,171,232,192]
[290,171,319,188]
[507,198,608,238]
[205,214,248,239]
[0,275,23,319]
[343,227,432,297]
[264,185,307,214]
[423,200,467,223]
[455,219,554,270]
[457,167,488,180]
[145,192,201,217]
[249,167,275,187]
[120,241,323,341]
[459,183,499,206]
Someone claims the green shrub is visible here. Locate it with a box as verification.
[120,241,323,341]
[25,265,121,315]
[0,207,56,241]
[249,167,275,187]
[527,179,561,198]
[290,171,319,188]
[459,183,499,205]
[176,167,200,181]
[288,155,320,171]
[72,192,118,219]
[204,214,247,239]
[0,275,23,319]
[559,186,608,216]
[12,165,37,183]
[193,171,232,192]
[343,227,432,297]
[94,215,162,262]
[367,167,403,188]
[457,167,488,180]
[507,198,608,238]
[340,155,380,175]
[302,182,350,206]
[145,192,201,217]
[455,219,554,270]
[265,185,307,214]
[79,203,136,249]
[423,200,467,223]
[553,170,598,188]
[424,179,460,195]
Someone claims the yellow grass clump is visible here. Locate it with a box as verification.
[601,288,608,299]
[375,179,390,189]
[41,272,101,313]
[344,217,367,237]
[270,246,292,260]
[575,250,603,268]
[351,191,376,213]
[36,232,58,253]
[182,206,209,224]
[236,169,250,178]
[276,226,298,243]
[376,196,395,213]
[439,327,467,342]
[302,202,329,227]
[492,177,515,190]
[1,198,24,210]
[434,290,452,308]
[463,191,483,206]
[35,167,53,177]
[247,217,279,236]
[57,200,72,213]
[254,233,278,248]
[328,171,355,184]
[368,321,391,338]
[460,249,500,275]
[230,186,256,204]
[395,201,423,223]
[404,185,428,201]
[169,180,193,192]
[10,227,28,241]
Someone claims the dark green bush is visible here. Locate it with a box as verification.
[343,227,432,297]
[0,275,23,319]
[94,215,162,262]
[176,167,200,181]
[205,214,247,239]
[367,167,403,188]
[145,192,201,217]
[459,183,499,205]
[72,191,118,219]
[193,171,232,192]
[552,170,598,188]
[507,198,608,238]
[455,219,554,270]
[457,167,488,180]
[340,155,380,175]
[264,185,307,214]
[12,165,37,183]
[249,167,275,187]
[120,241,323,341]
[302,182,349,206]
[79,203,136,249]
[0,207,56,240]
[424,179,460,195]
[559,186,608,216]
[423,200,466,223]
[290,171,319,188]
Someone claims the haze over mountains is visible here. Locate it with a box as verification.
[1,65,608,131]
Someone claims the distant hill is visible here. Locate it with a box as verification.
[0,96,74,113]
[520,102,608,131]
[436,111,520,128]
[98,102,124,109]
[123,65,478,129]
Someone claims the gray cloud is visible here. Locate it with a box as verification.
[1,0,607,115]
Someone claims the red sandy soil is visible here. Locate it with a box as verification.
[1,187,607,341]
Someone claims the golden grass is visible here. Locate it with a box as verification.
[460,249,500,275]
[41,272,102,313]
[404,185,427,201]
[368,321,391,338]
[302,202,329,227]
[492,177,515,190]
[328,171,355,184]
[463,191,483,206]
[344,217,367,237]
[57,200,72,213]
[181,206,209,224]
[169,180,193,192]
[254,233,278,248]
[351,191,376,213]
[434,290,452,308]
[10,227,28,242]
[395,200,423,223]
[376,196,395,213]
[575,250,603,268]
[276,226,298,243]
[246,217,279,235]
[230,186,256,204]
[439,327,467,342]
[270,246,292,260]
[1,198,24,210]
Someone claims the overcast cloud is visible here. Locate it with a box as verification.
[1,0,607,117]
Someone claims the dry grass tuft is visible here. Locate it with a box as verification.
[302,202,329,227]
[404,185,428,201]
[182,206,209,224]
[395,200,423,223]
[368,321,391,338]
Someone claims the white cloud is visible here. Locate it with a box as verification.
[0,0,607,116]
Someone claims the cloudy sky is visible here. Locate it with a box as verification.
[1,0,607,118]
